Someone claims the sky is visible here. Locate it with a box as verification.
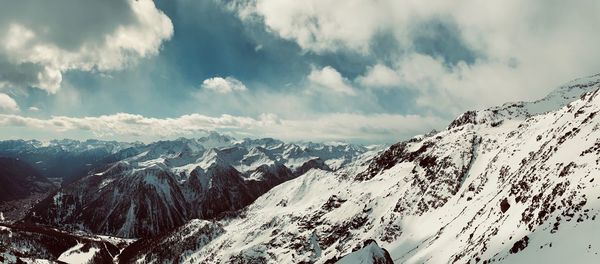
[0,0,600,144]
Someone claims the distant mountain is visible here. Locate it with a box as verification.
[22,134,371,238]
[0,139,141,184]
[119,74,600,263]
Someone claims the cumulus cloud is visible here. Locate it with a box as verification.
[308,66,355,95]
[0,112,441,143]
[0,93,19,113]
[0,0,173,93]
[231,0,385,53]
[391,53,558,114]
[201,76,248,93]
[232,0,600,112]
[356,64,401,89]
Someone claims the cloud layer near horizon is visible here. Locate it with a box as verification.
[0,112,442,143]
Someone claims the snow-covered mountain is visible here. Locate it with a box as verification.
[22,133,371,238]
[122,73,600,263]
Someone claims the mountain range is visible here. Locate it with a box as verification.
[2,134,371,239]
[2,73,600,263]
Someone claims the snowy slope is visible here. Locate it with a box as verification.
[125,74,600,263]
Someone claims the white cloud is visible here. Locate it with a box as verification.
[262,113,442,142]
[0,113,267,139]
[0,93,19,113]
[393,53,545,114]
[0,112,442,143]
[308,66,355,95]
[356,64,401,89]
[201,76,248,93]
[232,0,386,53]
[0,0,173,93]
[233,0,600,112]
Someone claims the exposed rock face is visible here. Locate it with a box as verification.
[448,110,478,129]
[121,74,600,263]
[500,198,510,213]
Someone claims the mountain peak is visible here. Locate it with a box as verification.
[449,73,600,129]
[197,131,236,149]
